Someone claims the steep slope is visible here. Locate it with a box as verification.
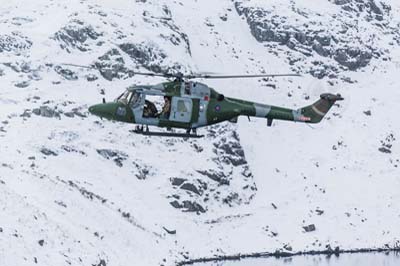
[0,0,399,265]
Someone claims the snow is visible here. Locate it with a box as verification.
[0,0,399,265]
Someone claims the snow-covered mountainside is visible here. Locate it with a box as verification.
[0,0,399,265]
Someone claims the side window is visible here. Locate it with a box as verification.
[184,82,191,95]
[177,100,188,112]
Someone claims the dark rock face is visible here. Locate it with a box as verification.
[379,133,395,154]
[168,124,257,215]
[32,106,61,118]
[53,20,102,52]
[196,170,230,185]
[14,81,30,88]
[169,200,206,214]
[95,49,133,81]
[330,0,385,21]
[0,32,32,53]
[180,183,201,195]
[234,0,392,73]
[96,149,128,167]
[40,148,58,156]
[119,42,167,73]
[303,224,316,232]
[334,48,372,70]
[171,177,186,186]
[54,66,78,80]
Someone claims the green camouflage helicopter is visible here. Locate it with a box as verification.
[86,70,343,138]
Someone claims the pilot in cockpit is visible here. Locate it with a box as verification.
[143,100,158,118]
[156,96,171,119]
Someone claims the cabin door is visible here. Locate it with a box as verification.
[170,97,192,123]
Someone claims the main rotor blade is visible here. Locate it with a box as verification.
[184,73,301,79]
[59,63,300,80]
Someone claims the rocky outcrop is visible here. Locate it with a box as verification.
[168,124,257,214]
[0,32,32,53]
[53,20,102,52]
[234,0,394,75]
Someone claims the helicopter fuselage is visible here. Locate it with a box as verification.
[88,80,343,131]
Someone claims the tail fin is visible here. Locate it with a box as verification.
[300,93,344,123]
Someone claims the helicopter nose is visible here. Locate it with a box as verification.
[88,103,115,119]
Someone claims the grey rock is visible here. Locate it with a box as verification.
[303,224,316,232]
[378,147,391,154]
[40,148,58,156]
[54,66,78,80]
[196,170,230,185]
[162,226,176,234]
[169,200,181,209]
[182,200,205,214]
[96,149,127,167]
[363,110,372,116]
[53,20,102,52]
[180,183,201,195]
[0,32,32,53]
[14,81,30,88]
[93,259,107,266]
[171,177,186,186]
[86,74,98,82]
[334,48,372,70]
[32,106,61,118]
[119,42,167,73]
[20,109,31,118]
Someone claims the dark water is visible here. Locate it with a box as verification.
[195,252,400,266]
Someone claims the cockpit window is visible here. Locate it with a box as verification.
[129,92,141,108]
[116,89,142,108]
[116,90,132,105]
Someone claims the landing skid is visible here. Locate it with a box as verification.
[133,126,204,138]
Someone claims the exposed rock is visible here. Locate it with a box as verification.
[283,244,293,251]
[32,106,61,118]
[61,178,107,203]
[61,145,86,155]
[40,148,58,156]
[171,177,186,186]
[363,110,372,116]
[97,149,128,167]
[196,170,229,185]
[53,20,102,52]
[170,200,181,209]
[54,65,78,80]
[182,200,205,214]
[132,162,151,180]
[162,226,176,234]
[180,182,201,195]
[14,81,30,88]
[334,48,372,70]
[303,224,316,232]
[234,0,390,72]
[119,42,167,73]
[92,259,107,266]
[86,74,98,81]
[0,32,32,53]
[38,240,44,246]
[95,49,133,81]
[20,109,31,118]
[379,147,391,154]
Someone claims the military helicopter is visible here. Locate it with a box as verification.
[82,68,343,138]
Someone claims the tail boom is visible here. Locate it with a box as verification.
[244,93,343,125]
